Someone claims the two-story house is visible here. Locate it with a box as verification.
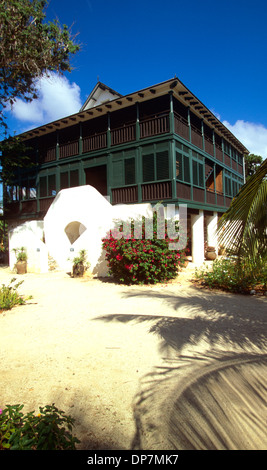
[2,77,249,265]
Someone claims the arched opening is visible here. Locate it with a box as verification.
[64,221,87,244]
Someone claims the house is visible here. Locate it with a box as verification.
[2,77,249,271]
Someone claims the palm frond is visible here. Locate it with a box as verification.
[218,159,267,260]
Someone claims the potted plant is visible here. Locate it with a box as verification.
[71,249,90,278]
[13,247,27,274]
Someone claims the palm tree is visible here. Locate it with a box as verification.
[218,158,267,262]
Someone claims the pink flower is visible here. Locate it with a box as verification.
[0,409,2,415]
[116,254,123,261]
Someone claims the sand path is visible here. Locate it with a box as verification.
[0,265,266,450]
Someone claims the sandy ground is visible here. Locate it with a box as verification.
[0,263,266,451]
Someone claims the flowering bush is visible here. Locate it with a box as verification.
[102,211,187,285]
[0,404,80,450]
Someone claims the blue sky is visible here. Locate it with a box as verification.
[5,0,267,157]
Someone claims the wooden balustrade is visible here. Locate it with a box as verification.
[191,126,203,149]
[140,114,169,138]
[82,132,107,153]
[112,186,138,204]
[111,123,136,145]
[142,181,172,201]
[204,137,214,156]
[174,113,189,141]
[59,141,79,159]
[215,144,223,162]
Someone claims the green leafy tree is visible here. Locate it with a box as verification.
[244,153,263,180]
[0,0,80,137]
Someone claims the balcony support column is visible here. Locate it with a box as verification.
[191,210,205,264]
[169,91,174,134]
[107,112,111,148]
[187,107,191,142]
[206,212,218,252]
[136,102,140,141]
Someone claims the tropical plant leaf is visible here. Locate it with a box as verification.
[218,159,267,260]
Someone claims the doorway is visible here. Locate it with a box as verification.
[85,165,107,196]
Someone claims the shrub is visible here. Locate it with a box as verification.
[0,278,29,311]
[0,404,80,450]
[102,212,187,285]
[195,256,267,294]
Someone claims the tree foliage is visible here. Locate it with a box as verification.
[0,0,80,134]
[244,153,263,180]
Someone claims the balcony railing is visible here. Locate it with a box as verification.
[215,144,223,162]
[59,141,79,159]
[112,185,138,204]
[39,146,56,163]
[82,132,107,153]
[174,113,189,141]
[191,125,203,149]
[111,123,136,146]
[142,181,172,201]
[204,137,214,156]
[140,114,169,139]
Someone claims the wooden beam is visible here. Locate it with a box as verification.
[169,80,178,89]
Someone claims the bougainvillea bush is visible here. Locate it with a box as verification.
[102,211,187,285]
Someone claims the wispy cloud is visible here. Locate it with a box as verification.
[222,120,267,158]
[10,73,82,130]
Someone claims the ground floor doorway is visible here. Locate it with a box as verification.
[85,165,107,196]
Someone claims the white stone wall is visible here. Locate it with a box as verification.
[9,220,48,273]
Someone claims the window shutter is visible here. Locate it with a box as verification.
[113,160,124,187]
[143,154,154,182]
[183,155,190,183]
[125,158,135,185]
[156,150,169,180]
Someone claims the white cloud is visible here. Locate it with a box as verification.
[222,120,267,158]
[11,73,82,129]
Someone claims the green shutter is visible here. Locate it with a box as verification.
[156,150,169,180]
[143,154,154,182]
[113,160,124,187]
[125,158,135,185]
[176,152,183,181]
[184,155,190,183]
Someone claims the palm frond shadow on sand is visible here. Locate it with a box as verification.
[95,287,267,450]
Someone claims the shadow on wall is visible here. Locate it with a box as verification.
[94,286,267,450]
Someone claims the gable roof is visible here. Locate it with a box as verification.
[80,82,122,111]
